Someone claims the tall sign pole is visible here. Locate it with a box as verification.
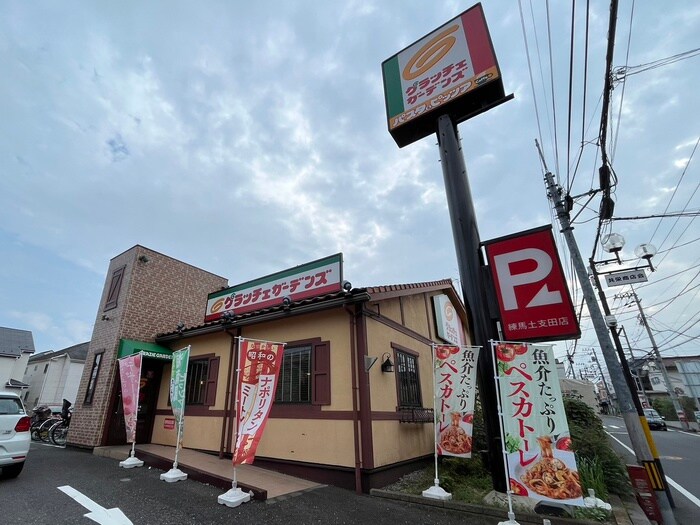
[543,171,676,524]
[437,115,505,491]
[381,4,513,493]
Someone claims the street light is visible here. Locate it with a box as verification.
[590,232,676,507]
[634,243,658,272]
[601,232,626,262]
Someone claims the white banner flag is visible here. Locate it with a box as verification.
[494,341,584,506]
[434,345,479,458]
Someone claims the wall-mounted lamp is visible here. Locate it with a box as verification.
[282,296,292,310]
[342,280,352,293]
[381,352,394,373]
[364,356,378,372]
[221,311,235,323]
[138,255,149,263]
[176,322,185,334]
[101,314,110,321]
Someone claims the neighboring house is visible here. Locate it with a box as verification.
[22,342,89,411]
[636,356,700,409]
[0,326,35,392]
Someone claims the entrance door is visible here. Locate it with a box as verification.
[104,358,164,445]
[136,359,163,444]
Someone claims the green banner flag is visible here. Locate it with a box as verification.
[170,346,190,423]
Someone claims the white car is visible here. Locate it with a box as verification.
[0,391,31,478]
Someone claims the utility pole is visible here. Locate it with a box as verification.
[590,351,613,413]
[543,169,676,524]
[622,289,689,431]
[619,325,651,407]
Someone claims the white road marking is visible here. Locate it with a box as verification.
[674,430,700,438]
[605,433,700,509]
[58,485,134,525]
[605,424,621,429]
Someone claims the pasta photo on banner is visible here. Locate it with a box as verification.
[118,353,142,444]
[233,339,285,465]
[434,345,479,458]
[493,341,584,506]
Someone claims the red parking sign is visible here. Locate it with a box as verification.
[484,226,580,342]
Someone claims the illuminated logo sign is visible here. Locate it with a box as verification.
[382,3,506,148]
[205,254,343,322]
[484,226,580,342]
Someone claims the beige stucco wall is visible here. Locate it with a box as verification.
[151,414,223,451]
[151,307,355,466]
[241,309,353,412]
[365,318,433,413]
[372,420,434,466]
[255,419,356,467]
[401,294,432,339]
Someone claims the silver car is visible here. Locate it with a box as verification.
[0,391,31,478]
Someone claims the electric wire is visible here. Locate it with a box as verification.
[518,0,545,152]
[647,136,700,248]
[566,0,576,193]
[545,0,562,180]
[610,0,635,163]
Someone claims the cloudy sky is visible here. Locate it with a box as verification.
[1,1,698,377]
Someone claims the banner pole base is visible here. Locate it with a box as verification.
[160,467,188,482]
[422,480,452,501]
[217,486,252,508]
[119,442,144,468]
[119,456,144,469]
[497,511,520,525]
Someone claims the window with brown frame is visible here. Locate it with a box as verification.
[274,340,330,405]
[185,356,219,406]
[84,352,103,404]
[396,350,422,408]
[104,265,126,311]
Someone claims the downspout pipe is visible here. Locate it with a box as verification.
[344,304,363,494]
[220,327,239,458]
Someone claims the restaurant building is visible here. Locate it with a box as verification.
[69,247,471,492]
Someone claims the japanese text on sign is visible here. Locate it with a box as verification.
[494,341,584,505]
[434,345,479,458]
[205,254,342,321]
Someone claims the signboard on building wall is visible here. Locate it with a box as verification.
[432,294,465,346]
[381,3,507,147]
[484,226,580,342]
[205,253,343,322]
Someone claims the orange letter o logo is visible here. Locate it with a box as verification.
[403,25,459,81]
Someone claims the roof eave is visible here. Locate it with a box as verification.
[156,292,370,344]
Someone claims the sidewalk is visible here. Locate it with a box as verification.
[93,444,323,501]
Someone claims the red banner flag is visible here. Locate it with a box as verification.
[233,339,285,465]
[118,353,142,444]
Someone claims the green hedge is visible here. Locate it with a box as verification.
[564,398,631,496]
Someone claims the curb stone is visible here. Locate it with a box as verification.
[371,488,637,525]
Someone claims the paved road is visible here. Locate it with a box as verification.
[1,441,505,525]
[602,415,700,525]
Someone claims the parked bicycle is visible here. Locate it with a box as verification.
[49,400,72,446]
[30,405,58,442]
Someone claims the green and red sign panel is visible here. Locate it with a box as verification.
[382,3,506,147]
[205,253,343,322]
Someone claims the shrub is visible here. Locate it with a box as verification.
[564,398,631,496]
[652,397,676,421]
